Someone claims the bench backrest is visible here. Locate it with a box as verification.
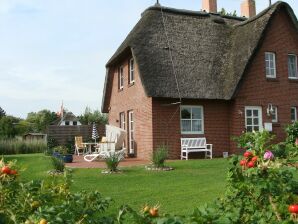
[181,138,206,148]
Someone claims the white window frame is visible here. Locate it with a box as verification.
[291,107,297,122]
[272,106,278,123]
[129,58,135,84]
[265,52,276,78]
[288,54,298,79]
[245,106,263,132]
[118,66,124,90]
[120,112,125,130]
[128,111,134,154]
[180,105,204,134]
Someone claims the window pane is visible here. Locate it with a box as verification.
[246,110,252,117]
[192,120,202,132]
[247,126,253,132]
[254,126,259,131]
[291,107,297,121]
[192,108,202,119]
[181,120,191,132]
[253,118,259,125]
[253,110,259,117]
[288,55,297,78]
[247,118,252,125]
[181,108,191,119]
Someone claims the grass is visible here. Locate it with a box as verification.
[0,139,47,155]
[4,154,298,216]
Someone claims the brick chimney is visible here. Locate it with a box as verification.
[202,0,217,13]
[241,0,256,18]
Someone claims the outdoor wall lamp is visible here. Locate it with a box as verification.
[267,103,274,116]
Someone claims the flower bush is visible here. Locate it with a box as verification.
[286,121,298,145]
[0,159,112,224]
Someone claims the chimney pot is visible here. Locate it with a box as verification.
[202,0,217,13]
[241,0,256,18]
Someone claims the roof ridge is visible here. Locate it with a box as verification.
[144,5,246,21]
[235,1,284,27]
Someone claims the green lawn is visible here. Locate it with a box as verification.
[4,154,297,216]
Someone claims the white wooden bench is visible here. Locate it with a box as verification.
[181,137,212,160]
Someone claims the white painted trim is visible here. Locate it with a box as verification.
[272,106,278,123]
[265,52,276,78]
[180,105,204,134]
[119,66,124,90]
[291,107,297,122]
[128,110,134,154]
[245,106,263,132]
[288,54,298,79]
[129,58,135,84]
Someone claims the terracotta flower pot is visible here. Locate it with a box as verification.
[295,138,298,146]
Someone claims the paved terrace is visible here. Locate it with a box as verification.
[66,155,150,169]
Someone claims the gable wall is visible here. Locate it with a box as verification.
[107,55,153,160]
[152,98,230,158]
[230,9,298,153]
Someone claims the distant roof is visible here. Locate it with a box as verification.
[102,1,298,112]
[23,133,46,136]
[52,111,80,125]
[62,112,79,122]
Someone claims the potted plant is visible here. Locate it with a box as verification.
[53,146,73,163]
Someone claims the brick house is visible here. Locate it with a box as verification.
[102,0,298,159]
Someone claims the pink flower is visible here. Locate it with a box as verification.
[264,151,274,160]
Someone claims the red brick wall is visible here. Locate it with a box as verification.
[108,54,153,160]
[230,9,298,153]
[152,98,230,159]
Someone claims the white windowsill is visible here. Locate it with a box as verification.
[181,131,204,135]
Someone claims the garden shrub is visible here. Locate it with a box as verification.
[286,121,298,145]
[152,145,168,168]
[50,156,65,173]
[103,150,125,172]
[46,137,59,155]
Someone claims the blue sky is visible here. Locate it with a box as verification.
[0,0,297,118]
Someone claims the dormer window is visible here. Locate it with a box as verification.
[129,58,135,84]
[118,66,124,90]
[288,54,298,79]
[265,52,276,78]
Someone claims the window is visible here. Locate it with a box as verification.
[288,54,298,79]
[245,106,263,132]
[65,121,70,126]
[129,58,135,84]
[73,121,77,126]
[291,107,297,122]
[119,112,125,130]
[180,106,204,134]
[118,66,124,89]
[265,52,276,78]
[128,111,134,154]
[271,106,278,123]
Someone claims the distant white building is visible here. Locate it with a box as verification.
[57,112,82,126]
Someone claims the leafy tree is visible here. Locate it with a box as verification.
[79,107,108,125]
[26,110,58,133]
[0,107,6,119]
[0,116,19,139]
[219,8,237,16]
[15,120,33,136]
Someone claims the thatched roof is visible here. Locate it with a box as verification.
[102,1,298,112]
